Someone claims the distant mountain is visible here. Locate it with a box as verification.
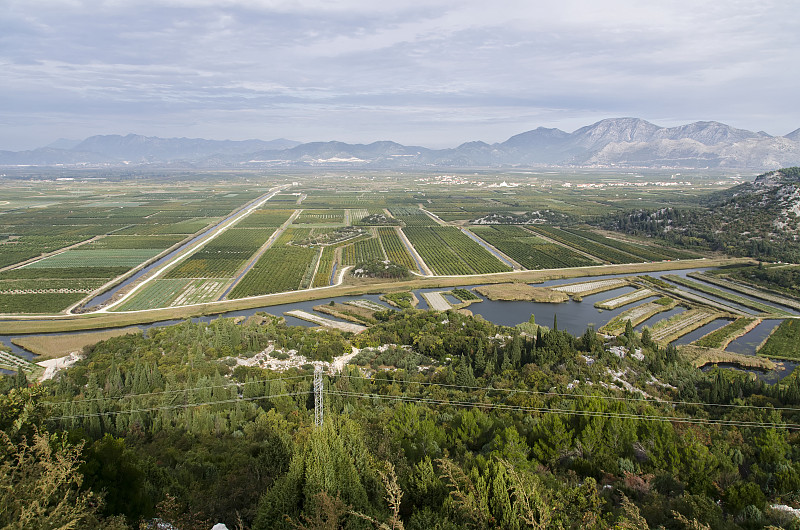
[72,134,300,162]
[46,138,82,150]
[1,119,799,169]
[0,135,300,166]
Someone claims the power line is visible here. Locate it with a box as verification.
[326,390,800,430]
[44,374,313,407]
[43,384,799,430]
[46,391,309,422]
[334,373,800,414]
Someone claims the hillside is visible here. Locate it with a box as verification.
[4,307,800,528]
[600,167,800,263]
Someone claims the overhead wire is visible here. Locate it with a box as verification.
[44,373,313,407]
[333,373,800,414]
[46,391,309,422]
[325,389,800,430]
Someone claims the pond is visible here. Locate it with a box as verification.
[2,267,798,381]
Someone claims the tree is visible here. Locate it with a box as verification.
[0,430,103,529]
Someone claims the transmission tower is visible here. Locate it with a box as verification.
[314,364,324,427]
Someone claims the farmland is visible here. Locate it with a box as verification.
[403,226,511,275]
[469,225,595,269]
[0,171,753,318]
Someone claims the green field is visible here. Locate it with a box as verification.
[377,228,417,270]
[23,248,163,268]
[758,320,800,359]
[228,245,319,298]
[470,225,595,269]
[403,226,511,275]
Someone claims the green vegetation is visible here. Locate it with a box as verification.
[24,248,163,269]
[342,236,385,266]
[294,209,345,224]
[388,207,438,226]
[165,227,278,278]
[758,319,800,359]
[381,291,415,308]
[451,288,480,301]
[312,247,337,288]
[563,227,696,260]
[4,305,800,528]
[600,168,800,263]
[529,226,641,264]
[376,227,417,270]
[721,264,800,299]
[229,245,318,298]
[404,226,511,275]
[694,318,757,349]
[351,259,410,279]
[470,225,595,269]
[0,292,87,314]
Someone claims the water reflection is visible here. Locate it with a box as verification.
[725,320,782,355]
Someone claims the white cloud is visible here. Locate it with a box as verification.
[0,0,798,149]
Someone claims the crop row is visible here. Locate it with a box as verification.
[342,236,385,266]
[650,309,716,342]
[235,209,295,228]
[87,235,185,249]
[348,209,370,224]
[561,228,675,262]
[528,226,640,264]
[165,227,277,279]
[24,248,163,269]
[389,208,439,226]
[295,210,346,224]
[312,247,337,288]
[403,227,511,275]
[376,228,417,270]
[114,218,217,236]
[469,225,594,269]
[0,292,85,314]
[117,279,197,311]
[228,245,319,298]
[662,275,790,315]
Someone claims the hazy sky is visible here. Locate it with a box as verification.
[2,0,799,150]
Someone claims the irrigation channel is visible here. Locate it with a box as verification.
[2,267,798,381]
[78,186,287,311]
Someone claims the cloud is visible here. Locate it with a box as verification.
[0,0,798,150]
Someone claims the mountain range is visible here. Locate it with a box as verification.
[3,118,800,170]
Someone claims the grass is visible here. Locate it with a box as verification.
[679,344,777,371]
[601,299,678,335]
[11,327,142,360]
[474,283,569,302]
[381,292,416,309]
[451,288,481,301]
[758,320,800,360]
[693,318,759,349]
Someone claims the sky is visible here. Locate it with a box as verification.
[2,0,799,151]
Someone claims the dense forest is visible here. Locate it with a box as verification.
[2,309,800,529]
[598,167,800,263]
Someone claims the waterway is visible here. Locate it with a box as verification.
[80,188,282,310]
[3,266,799,381]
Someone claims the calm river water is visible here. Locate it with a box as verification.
[3,267,798,380]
